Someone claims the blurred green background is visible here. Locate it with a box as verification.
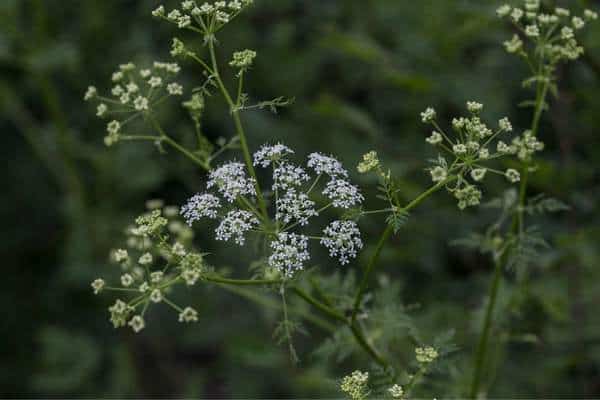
[2,0,600,397]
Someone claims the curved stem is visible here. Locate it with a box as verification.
[351,179,451,323]
[291,287,346,323]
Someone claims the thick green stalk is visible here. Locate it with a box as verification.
[470,76,550,398]
[208,38,269,218]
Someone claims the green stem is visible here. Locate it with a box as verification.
[351,179,451,323]
[149,117,210,171]
[470,74,550,397]
[469,259,502,399]
[205,275,282,286]
[291,287,347,323]
[208,37,268,218]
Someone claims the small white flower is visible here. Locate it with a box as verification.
[91,279,105,294]
[182,268,201,286]
[119,92,130,104]
[140,69,152,78]
[276,190,318,226]
[167,9,182,21]
[112,71,124,82]
[572,16,585,30]
[470,168,487,182]
[467,101,483,113]
[150,289,163,303]
[420,107,436,123]
[307,153,348,178]
[253,143,294,167]
[497,141,510,153]
[561,26,574,40]
[150,271,163,283]
[167,82,183,95]
[584,9,598,21]
[139,253,153,265]
[426,131,443,145]
[172,242,186,257]
[505,168,521,183]
[126,82,139,93]
[322,179,364,208]
[148,76,163,88]
[179,306,199,322]
[107,120,121,134]
[111,85,124,96]
[84,86,97,101]
[121,273,134,287]
[453,143,467,155]
[511,8,524,22]
[215,210,259,245]
[478,148,489,159]
[128,315,145,333]
[320,220,363,265]
[272,163,310,191]
[178,15,191,28]
[430,166,447,183]
[268,233,310,277]
[496,4,511,17]
[181,1,195,11]
[525,24,540,37]
[499,117,512,132]
[139,282,150,293]
[555,8,570,17]
[96,103,108,117]
[207,162,256,202]
[152,5,165,17]
[215,10,230,23]
[180,193,221,225]
[504,34,523,53]
[134,96,149,111]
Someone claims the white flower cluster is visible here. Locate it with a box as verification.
[497,1,597,62]
[268,233,310,277]
[215,210,259,245]
[207,162,256,202]
[180,193,221,224]
[84,61,183,147]
[320,221,363,265]
[340,370,369,400]
[152,0,253,32]
[422,102,528,209]
[93,205,202,333]
[275,191,317,226]
[181,143,365,276]
[253,143,294,167]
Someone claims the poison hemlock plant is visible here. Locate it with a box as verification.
[83,0,596,397]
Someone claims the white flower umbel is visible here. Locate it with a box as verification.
[322,179,364,209]
[215,210,259,245]
[207,162,256,202]
[273,163,310,191]
[253,143,294,167]
[307,153,348,178]
[268,233,310,277]
[320,220,363,265]
[128,315,145,333]
[276,190,318,226]
[180,193,221,225]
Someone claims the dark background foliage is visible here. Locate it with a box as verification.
[2,0,599,397]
